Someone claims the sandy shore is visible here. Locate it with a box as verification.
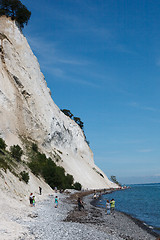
[1,190,160,240]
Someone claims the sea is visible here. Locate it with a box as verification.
[95,183,160,235]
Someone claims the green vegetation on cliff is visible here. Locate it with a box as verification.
[28,143,81,190]
[110,175,121,187]
[0,138,82,190]
[0,0,31,29]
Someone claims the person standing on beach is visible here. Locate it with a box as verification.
[110,199,115,214]
[106,199,110,215]
[77,197,84,211]
[93,192,97,199]
[29,193,33,207]
[39,186,42,195]
[55,196,58,208]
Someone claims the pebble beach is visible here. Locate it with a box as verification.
[6,190,159,240]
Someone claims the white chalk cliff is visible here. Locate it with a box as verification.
[0,16,118,189]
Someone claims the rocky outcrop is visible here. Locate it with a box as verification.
[0,16,118,189]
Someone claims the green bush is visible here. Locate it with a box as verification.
[28,161,40,176]
[0,138,7,150]
[73,182,82,191]
[20,171,29,183]
[10,144,23,162]
[65,174,74,189]
[31,143,38,152]
[0,157,9,172]
[28,151,75,190]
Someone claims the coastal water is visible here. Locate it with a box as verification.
[96,183,160,234]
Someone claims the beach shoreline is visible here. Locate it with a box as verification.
[90,193,159,238]
[1,189,160,240]
[65,189,160,240]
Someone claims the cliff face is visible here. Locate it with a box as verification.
[0,16,118,189]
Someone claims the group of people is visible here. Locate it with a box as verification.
[93,190,102,199]
[77,196,115,215]
[29,193,36,207]
[106,198,115,215]
[92,191,116,215]
[29,186,42,207]
[29,186,59,208]
[29,187,115,215]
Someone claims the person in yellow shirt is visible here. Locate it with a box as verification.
[110,199,115,214]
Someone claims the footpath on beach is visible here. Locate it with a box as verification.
[12,190,159,240]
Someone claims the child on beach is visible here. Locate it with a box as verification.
[33,196,36,207]
[106,199,110,215]
[55,196,58,208]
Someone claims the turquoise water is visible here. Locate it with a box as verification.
[96,183,160,234]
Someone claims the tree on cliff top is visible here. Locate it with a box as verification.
[110,175,121,187]
[0,0,31,29]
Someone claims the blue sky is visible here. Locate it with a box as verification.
[21,0,160,184]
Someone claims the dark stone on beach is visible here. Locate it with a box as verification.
[28,213,38,218]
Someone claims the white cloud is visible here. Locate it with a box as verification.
[128,101,158,112]
[46,67,65,78]
[26,35,107,88]
[27,35,90,66]
[137,149,153,153]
